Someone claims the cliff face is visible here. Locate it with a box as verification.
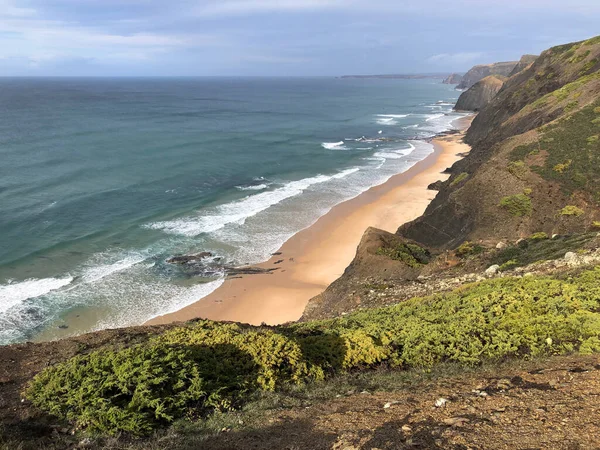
[456,61,518,89]
[400,37,600,249]
[442,73,463,85]
[509,54,538,76]
[455,75,505,111]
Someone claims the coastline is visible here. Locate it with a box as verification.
[148,115,474,327]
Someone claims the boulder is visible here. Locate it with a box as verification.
[167,252,213,265]
[485,265,500,275]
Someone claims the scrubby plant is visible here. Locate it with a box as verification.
[499,259,519,271]
[376,243,430,267]
[455,241,484,257]
[553,160,572,173]
[592,221,600,230]
[507,161,528,179]
[450,172,469,187]
[529,232,549,241]
[560,205,585,217]
[499,194,532,217]
[26,268,600,435]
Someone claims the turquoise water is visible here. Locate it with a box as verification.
[0,77,464,344]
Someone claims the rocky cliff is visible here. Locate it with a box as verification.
[454,75,505,111]
[456,61,518,89]
[509,54,538,76]
[442,73,463,85]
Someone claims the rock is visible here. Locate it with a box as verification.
[455,75,506,112]
[457,61,519,90]
[58,325,69,330]
[435,398,448,408]
[564,252,577,262]
[401,424,412,433]
[443,417,470,427]
[428,180,445,191]
[552,234,559,239]
[167,252,213,265]
[485,265,500,275]
[443,73,463,85]
[496,242,507,249]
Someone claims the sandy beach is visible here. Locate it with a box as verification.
[148,116,473,327]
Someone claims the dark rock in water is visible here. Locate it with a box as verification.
[273,260,284,265]
[58,325,69,330]
[428,180,445,191]
[271,252,283,256]
[167,252,213,265]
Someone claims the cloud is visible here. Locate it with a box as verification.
[427,52,486,65]
[193,0,347,17]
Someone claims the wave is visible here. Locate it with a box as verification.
[321,141,346,150]
[426,113,446,122]
[0,277,73,314]
[146,167,361,237]
[81,255,147,284]
[236,183,270,191]
[373,143,416,160]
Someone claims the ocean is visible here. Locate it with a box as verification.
[0,77,465,344]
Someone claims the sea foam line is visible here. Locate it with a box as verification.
[0,277,74,314]
[146,167,360,237]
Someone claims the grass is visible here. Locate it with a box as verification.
[455,241,484,257]
[24,266,600,435]
[450,172,469,187]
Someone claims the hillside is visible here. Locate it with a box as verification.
[456,61,518,89]
[1,36,600,450]
[443,73,464,85]
[455,75,506,111]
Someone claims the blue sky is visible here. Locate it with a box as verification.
[1,0,599,76]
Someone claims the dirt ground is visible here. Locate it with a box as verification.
[200,355,600,450]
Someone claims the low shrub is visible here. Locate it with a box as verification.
[455,241,484,257]
[561,205,585,217]
[499,194,532,217]
[529,232,549,241]
[507,161,528,179]
[376,243,430,267]
[25,268,600,435]
[499,259,519,271]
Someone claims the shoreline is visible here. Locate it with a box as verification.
[148,115,474,327]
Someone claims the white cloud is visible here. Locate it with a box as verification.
[427,52,486,65]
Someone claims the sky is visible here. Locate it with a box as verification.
[0,0,599,76]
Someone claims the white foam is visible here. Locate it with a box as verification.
[146,168,360,237]
[377,114,410,118]
[0,277,73,314]
[373,143,416,160]
[321,141,346,150]
[426,113,446,122]
[236,183,270,191]
[81,255,147,284]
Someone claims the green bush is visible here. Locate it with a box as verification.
[376,243,430,267]
[499,194,532,217]
[561,205,585,217]
[455,241,484,257]
[25,268,600,435]
[499,259,519,271]
[529,232,549,241]
[507,161,528,179]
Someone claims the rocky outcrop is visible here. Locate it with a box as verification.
[457,61,518,90]
[509,54,538,76]
[442,73,463,85]
[455,75,505,111]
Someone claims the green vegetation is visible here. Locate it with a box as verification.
[450,172,469,187]
[561,205,585,217]
[507,161,528,179]
[491,233,595,269]
[455,241,484,257]
[498,259,519,272]
[376,242,430,267]
[592,221,600,230]
[512,101,600,199]
[25,268,600,435]
[499,194,532,217]
[529,232,549,241]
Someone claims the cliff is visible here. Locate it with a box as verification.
[456,61,518,89]
[454,75,505,111]
[442,73,463,85]
[509,54,538,76]
[2,36,600,450]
